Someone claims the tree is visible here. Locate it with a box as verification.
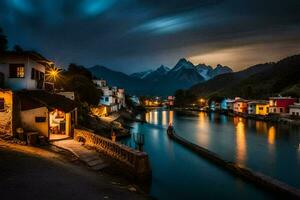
[13,45,24,53]
[0,27,8,52]
[174,89,197,107]
[66,63,93,80]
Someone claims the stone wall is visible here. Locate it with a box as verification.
[0,90,13,135]
[74,128,151,180]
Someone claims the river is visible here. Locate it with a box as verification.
[122,109,300,199]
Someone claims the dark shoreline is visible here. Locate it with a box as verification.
[174,108,300,126]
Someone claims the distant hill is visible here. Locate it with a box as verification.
[189,54,300,98]
[89,58,233,96]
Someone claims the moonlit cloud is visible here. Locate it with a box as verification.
[80,0,117,17]
[132,14,195,34]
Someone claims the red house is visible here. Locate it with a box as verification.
[269,97,296,114]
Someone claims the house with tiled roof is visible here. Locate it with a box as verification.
[17,90,77,140]
[0,51,53,91]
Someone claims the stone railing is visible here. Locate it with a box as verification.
[74,128,151,180]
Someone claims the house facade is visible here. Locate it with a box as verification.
[289,103,300,116]
[247,101,257,115]
[226,99,235,111]
[233,98,249,113]
[94,79,126,114]
[247,100,269,115]
[0,89,13,135]
[18,90,77,140]
[255,101,269,116]
[0,52,51,91]
[269,97,296,114]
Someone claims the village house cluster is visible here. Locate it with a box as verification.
[93,79,126,116]
[0,52,77,142]
[209,97,300,117]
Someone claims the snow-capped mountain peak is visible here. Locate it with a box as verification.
[172,58,195,71]
[156,65,170,74]
[130,69,154,79]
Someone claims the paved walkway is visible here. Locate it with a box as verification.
[100,113,120,123]
[52,139,109,171]
[0,140,149,200]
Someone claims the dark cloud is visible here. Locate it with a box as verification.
[0,0,300,73]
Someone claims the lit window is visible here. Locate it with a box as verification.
[9,64,25,78]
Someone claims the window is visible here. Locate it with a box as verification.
[280,108,283,113]
[31,68,44,80]
[9,64,25,78]
[0,98,4,111]
[35,117,46,123]
[259,107,263,111]
[105,97,109,101]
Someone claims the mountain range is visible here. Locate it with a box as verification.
[89,58,233,96]
[188,54,300,99]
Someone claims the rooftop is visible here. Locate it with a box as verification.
[17,90,77,112]
[0,51,53,67]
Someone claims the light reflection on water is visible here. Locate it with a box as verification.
[140,109,300,189]
[235,119,247,166]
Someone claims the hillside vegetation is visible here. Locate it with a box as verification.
[188,54,300,99]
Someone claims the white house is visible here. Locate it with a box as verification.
[0,52,52,91]
[18,90,77,140]
[289,103,300,117]
[93,79,107,88]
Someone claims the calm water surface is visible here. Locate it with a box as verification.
[123,109,300,200]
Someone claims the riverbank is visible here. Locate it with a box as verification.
[174,107,300,126]
[167,131,300,199]
[0,139,151,200]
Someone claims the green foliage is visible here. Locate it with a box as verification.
[189,55,300,99]
[64,74,101,106]
[13,45,24,53]
[65,63,93,80]
[55,63,101,106]
[281,83,300,98]
[174,89,197,107]
[0,27,8,52]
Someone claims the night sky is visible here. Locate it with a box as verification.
[1,0,300,73]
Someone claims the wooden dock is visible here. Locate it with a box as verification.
[168,132,300,199]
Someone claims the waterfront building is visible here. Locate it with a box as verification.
[255,101,269,116]
[220,98,228,110]
[94,79,126,114]
[167,96,175,107]
[93,79,107,88]
[226,99,235,112]
[247,100,269,115]
[289,103,300,116]
[247,101,257,115]
[0,89,13,136]
[17,90,77,140]
[233,98,249,113]
[130,95,140,106]
[0,52,52,91]
[269,97,296,114]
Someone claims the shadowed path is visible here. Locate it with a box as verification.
[0,141,149,200]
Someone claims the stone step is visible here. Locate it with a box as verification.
[91,163,109,171]
[80,155,100,163]
[86,159,106,167]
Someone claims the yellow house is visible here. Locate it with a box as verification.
[0,89,13,135]
[255,101,269,116]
